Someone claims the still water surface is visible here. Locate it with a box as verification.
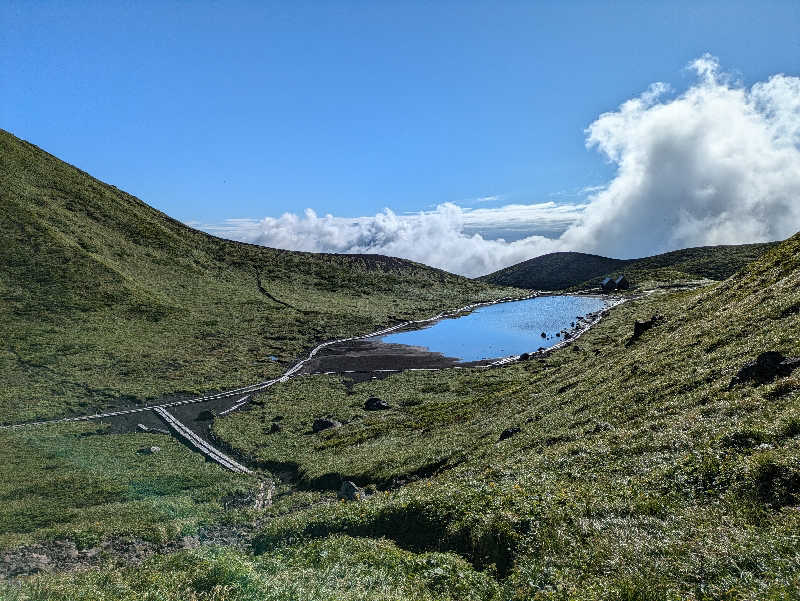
[371,295,607,362]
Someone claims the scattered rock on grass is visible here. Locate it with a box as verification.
[728,351,800,389]
[138,446,161,455]
[337,480,364,501]
[364,397,391,411]
[312,417,342,433]
[499,427,521,441]
[137,424,169,435]
[626,314,663,346]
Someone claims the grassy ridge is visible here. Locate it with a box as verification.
[0,129,513,423]
[2,129,799,598]
[8,232,800,599]
[216,233,797,599]
[480,243,779,290]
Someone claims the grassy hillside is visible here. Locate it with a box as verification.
[480,243,779,291]
[0,129,514,423]
[2,129,798,598]
[6,232,799,599]
[478,252,627,291]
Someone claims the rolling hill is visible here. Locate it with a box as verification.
[480,242,779,290]
[2,128,800,599]
[0,129,514,423]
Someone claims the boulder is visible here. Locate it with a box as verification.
[728,352,800,388]
[519,353,531,361]
[138,446,161,455]
[312,417,342,433]
[499,427,521,441]
[337,480,364,501]
[626,315,663,346]
[364,397,391,411]
[269,422,283,434]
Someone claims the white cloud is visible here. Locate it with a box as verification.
[560,55,800,258]
[204,56,800,276]
[203,202,582,277]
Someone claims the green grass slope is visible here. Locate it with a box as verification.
[8,232,800,599]
[478,251,627,291]
[480,242,779,290]
[0,129,514,423]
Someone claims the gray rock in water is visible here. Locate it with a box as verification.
[312,417,342,433]
[337,480,364,501]
[364,397,391,411]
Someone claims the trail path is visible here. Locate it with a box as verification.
[1,292,624,472]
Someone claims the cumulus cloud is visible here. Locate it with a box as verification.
[206,55,800,275]
[204,202,580,277]
[561,55,800,257]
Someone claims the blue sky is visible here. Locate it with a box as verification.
[3,2,800,274]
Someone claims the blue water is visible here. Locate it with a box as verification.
[372,295,607,362]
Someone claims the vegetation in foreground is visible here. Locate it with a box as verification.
[3,130,799,599]
[480,243,778,291]
[5,232,800,600]
[0,129,514,424]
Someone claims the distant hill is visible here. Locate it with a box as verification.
[0,129,512,422]
[479,242,780,290]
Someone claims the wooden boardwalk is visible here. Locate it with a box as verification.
[153,406,251,474]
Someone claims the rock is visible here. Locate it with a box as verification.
[499,427,521,441]
[541,332,547,338]
[269,422,282,434]
[254,480,276,509]
[626,314,663,346]
[337,480,364,501]
[519,352,531,361]
[312,417,341,433]
[138,446,161,455]
[364,397,391,411]
[137,423,169,435]
[728,352,800,388]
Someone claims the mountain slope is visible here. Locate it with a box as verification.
[8,229,800,599]
[0,130,513,422]
[480,242,779,290]
[478,251,628,290]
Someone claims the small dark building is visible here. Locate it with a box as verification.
[600,277,616,292]
[614,275,630,290]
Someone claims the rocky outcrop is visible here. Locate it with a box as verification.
[626,315,663,346]
[337,480,364,501]
[364,397,391,411]
[312,417,342,433]
[728,352,800,388]
[499,427,521,441]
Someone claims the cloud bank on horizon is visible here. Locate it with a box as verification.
[205,55,800,277]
